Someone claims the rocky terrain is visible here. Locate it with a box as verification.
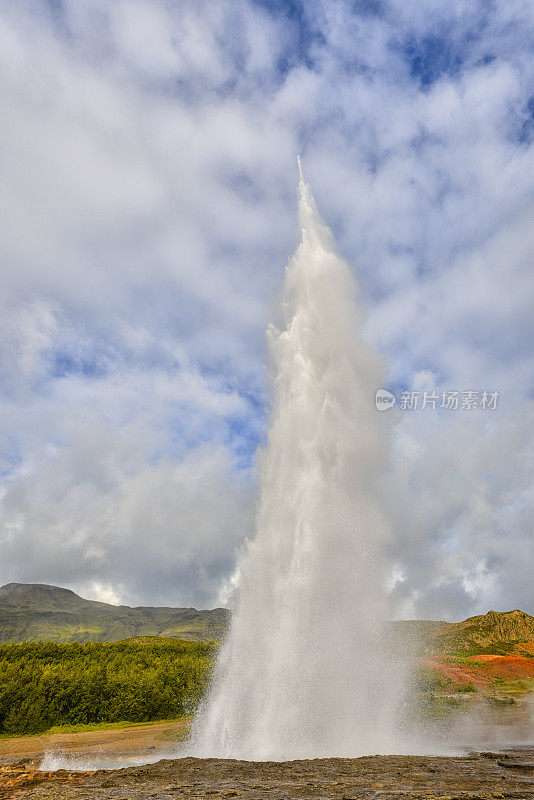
[0,750,533,799]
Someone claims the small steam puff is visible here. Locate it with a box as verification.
[40,749,176,772]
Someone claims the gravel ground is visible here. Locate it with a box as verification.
[1,748,533,799]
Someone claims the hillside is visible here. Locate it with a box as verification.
[0,583,229,643]
[419,609,534,656]
[1,583,532,658]
[406,609,534,697]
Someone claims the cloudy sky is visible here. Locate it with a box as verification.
[0,0,532,619]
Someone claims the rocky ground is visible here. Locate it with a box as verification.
[0,749,533,799]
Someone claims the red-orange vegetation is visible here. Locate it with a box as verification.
[424,653,534,689]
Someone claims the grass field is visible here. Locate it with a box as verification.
[0,717,191,741]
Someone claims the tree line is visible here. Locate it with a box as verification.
[0,638,216,735]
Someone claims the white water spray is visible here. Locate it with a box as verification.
[190,162,405,760]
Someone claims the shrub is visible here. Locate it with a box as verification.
[0,639,216,735]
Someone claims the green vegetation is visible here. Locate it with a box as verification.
[417,692,463,719]
[417,669,476,695]
[443,656,493,670]
[1,585,533,736]
[0,718,188,740]
[46,719,185,735]
[423,609,534,657]
[490,677,534,695]
[0,638,216,736]
[389,610,534,659]
[454,682,476,692]
[416,670,452,693]
[0,583,229,644]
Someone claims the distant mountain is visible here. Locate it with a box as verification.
[0,583,229,644]
[1,584,532,655]
[0,583,113,613]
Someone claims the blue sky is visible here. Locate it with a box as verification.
[0,0,533,617]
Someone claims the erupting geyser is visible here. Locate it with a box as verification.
[190,160,405,759]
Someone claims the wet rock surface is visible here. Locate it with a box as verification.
[1,749,533,799]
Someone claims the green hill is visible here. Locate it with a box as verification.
[422,608,534,656]
[392,609,534,657]
[1,583,532,657]
[0,583,229,644]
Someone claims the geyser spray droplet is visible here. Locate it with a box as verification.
[190,161,406,759]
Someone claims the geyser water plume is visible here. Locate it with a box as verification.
[190,164,405,760]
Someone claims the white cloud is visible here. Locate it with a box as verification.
[0,426,253,607]
[0,0,532,615]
